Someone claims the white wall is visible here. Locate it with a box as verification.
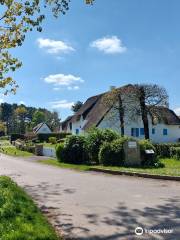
[36,124,51,134]
[72,116,87,135]
[98,108,180,143]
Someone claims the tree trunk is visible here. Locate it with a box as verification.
[118,94,125,137]
[139,87,149,139]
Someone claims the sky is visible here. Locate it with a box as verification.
[2,0,180,120]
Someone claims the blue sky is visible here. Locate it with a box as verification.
[3,0,180,120]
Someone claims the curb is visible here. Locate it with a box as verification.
[89,167,180,181]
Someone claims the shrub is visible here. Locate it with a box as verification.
[37,133,71,142]
[0,136,9,141]
[10,134,25,142]
[171,147,180,160]
[56,135,89,164]
[153,143,180,158]
[86,128,120,164]
[56,143,64,161]
[49,137,57,144]
[99,138,126,166]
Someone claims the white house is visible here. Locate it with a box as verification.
[33,123,52,134]
[60,85,180,143]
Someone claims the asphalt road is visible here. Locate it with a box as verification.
[0,154,180,240]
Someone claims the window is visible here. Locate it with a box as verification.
[76,129,79,135]
[152,128,155,135]
[140,128,144,135]
[163,129,168,136]
[131,128,139,137]
[69,122,72,131]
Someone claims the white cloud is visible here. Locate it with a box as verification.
[37,38,75,55]
[50,100,74,109]
[19,101,25,105]
[0,99,4,104]
[90,36,127,54]
[174,108,180,116]
[44,73,84,90]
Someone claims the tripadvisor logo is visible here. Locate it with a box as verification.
[135,227,144,236]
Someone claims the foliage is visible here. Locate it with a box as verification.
[86,127,120,163]
[71,101,83,113]
[0,0,94,92]
[49,137,57,144]
[171,147,180,160]
[56,135,89,164]
[56,143,65,161]
[37,132,71,142]
[32,110,46,127]
[0,176,59,240]
[153,143,180,158]
[10,133,25,142]
[99,138,126,166]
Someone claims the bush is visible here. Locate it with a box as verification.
[10,134,25,142]
[171,147,180,160]
[0,136,9,141]
[153,143,180,158]
[48,137,57,144]
[56,135,89,164]
[37,133,71,142]
[86,128,120,164]
[99,138,126,166]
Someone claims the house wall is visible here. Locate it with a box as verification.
[98,108,180,143]
[36,124,51,134]
[71,116,87,135]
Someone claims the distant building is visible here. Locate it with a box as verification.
[60,85,180,143]
[59,116,73,133]
[33,123,52,134]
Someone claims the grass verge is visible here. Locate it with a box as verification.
[0,176,60,240]
[0,146,33,157]
[39,158,180,177]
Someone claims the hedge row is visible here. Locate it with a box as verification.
[56,128,159,167]
[153,143,180,158]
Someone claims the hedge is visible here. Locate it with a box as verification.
[37,133,71,142]
[170,147,180,160]
[10,134,25,142]
[153,143,180,158]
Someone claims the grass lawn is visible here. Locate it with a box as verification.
[0,176,60,240]
[39,158,180,177]
[0,140,33,157]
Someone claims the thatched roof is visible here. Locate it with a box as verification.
[71,85,180,131]
[60,115,73,131]
[71,94,103,122]
[151,107,180,125]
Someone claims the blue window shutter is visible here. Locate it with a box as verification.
[140,128,144,135]
[131,128,134,136]
[163,129,168,135]
[136,128,139,137]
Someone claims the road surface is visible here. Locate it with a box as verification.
[0,153,180,240]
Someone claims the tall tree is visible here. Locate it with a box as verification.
[102,86,133,137]
[0,0,94,93]
[71,101,83,113]
[15,106,28,134]
[32,110,46,127]
[134,84,169,139]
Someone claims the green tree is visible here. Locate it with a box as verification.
[15,106,28,134]
[71,101,83,113]
[32,110,46,126]
[0,0,94,94]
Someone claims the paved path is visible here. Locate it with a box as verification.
[0,154,180,240]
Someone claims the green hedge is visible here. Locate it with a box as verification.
[37,133,71,142]
[56,135,89,164]
[171,147,180,160]
[99,138,127,166]
[10,134,25,142]
[153,143,180,158]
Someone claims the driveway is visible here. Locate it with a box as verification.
[0,153,180,240]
